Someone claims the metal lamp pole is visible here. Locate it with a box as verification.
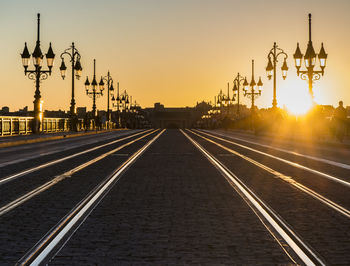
[265,42,288,109]
[233,73,245,115]
[85,59,104,119]
[59,42,82,131]
[243,60,263,111]
[102,71,114,128]
[293,13,327,101]
[21,13,55,133]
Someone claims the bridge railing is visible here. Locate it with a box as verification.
[0,116,85,136]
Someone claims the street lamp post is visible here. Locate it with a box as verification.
[114,82,121,127]
[226,82,232,116]
[102,71,114,128]
[59,42,82,131]
[84,59,104,121]
[243,60,263,111]
[233,73,245,115]
[119,90,129,127]
[21,13,55,133]
[265,42,288,109]
[293,13,327,100]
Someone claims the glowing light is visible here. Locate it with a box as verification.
[286,98,313,116]
[278,79,313,116]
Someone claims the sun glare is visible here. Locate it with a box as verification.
[278,80,314,116]
[285,98,313,116]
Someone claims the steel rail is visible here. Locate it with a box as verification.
[0,130,140,167]
[0,129,152,186]
[17,129,165,266]
[182,129,325,266]
[198,130,350,188]
[203,130,350,170]
[191,130,350,219]
[0,129,158,217]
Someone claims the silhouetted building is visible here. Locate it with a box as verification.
[145,103,195,128]
[1,106,9,114]
[77,107,87,118]
[44,110,68,118]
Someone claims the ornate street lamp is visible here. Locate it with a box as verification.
[102,71,114,127]
[293,13,327,100]
[233,73,245,115]
[243,60,263,111]
[59,42,82,131]
[119,90,129,127]
[266,42,288,109]
[113,82,121,127]
[226,82,232,115]
[85,59,104,118]
[21,13,55,133]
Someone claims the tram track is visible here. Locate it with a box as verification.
[16,129,165,266]
[189,129,350,219]
[204,130,350,169]
[0,129,151,186]
[0,130,141,169]
[182,129,325,266]
[0,129,158,217]
[198,130,350,187]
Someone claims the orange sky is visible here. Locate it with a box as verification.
[0,0,350,112]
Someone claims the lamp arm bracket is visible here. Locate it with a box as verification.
[276,50,288,60]
[28,72,36,81]
[300,73,309,81]
[60,51,73,61]
[313,73,321,81]
[39,72,48,81]
[72,48,81,58]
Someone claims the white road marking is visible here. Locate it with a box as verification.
[18,129,165,266]
[0,130,152,186]
[0,130,158,216]
[190,130,350,219]
[182,129,324,266]
[198,130,350,188]
[204,130,350,170]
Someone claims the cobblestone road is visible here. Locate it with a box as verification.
[50,130,291,265]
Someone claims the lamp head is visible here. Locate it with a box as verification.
[318,43,327,70]
[46,42,55,70]
[59,60,67,80]
[304,42,316,68]
[84,76,90,91]
[74,58,82,80]
[281,58,289,80]
[266,56,273,80]
[32,42,43,67]
[21,42,31,71]
[293,42,303,69]
[99,77,105,91]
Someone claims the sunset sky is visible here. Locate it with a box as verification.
[0,0,349,113]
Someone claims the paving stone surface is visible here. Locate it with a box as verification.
[0,132,156,265]
[51,130,292,265]
[190,130,350,265]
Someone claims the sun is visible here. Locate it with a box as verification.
[285,98,313,116]
[278,79,314,116]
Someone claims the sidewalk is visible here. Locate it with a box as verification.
[0,129,126,148]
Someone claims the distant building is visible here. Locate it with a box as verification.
[77,107,87,118]
[44,110,68,118]
[145,103,196,128]
[1,106,9,114]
